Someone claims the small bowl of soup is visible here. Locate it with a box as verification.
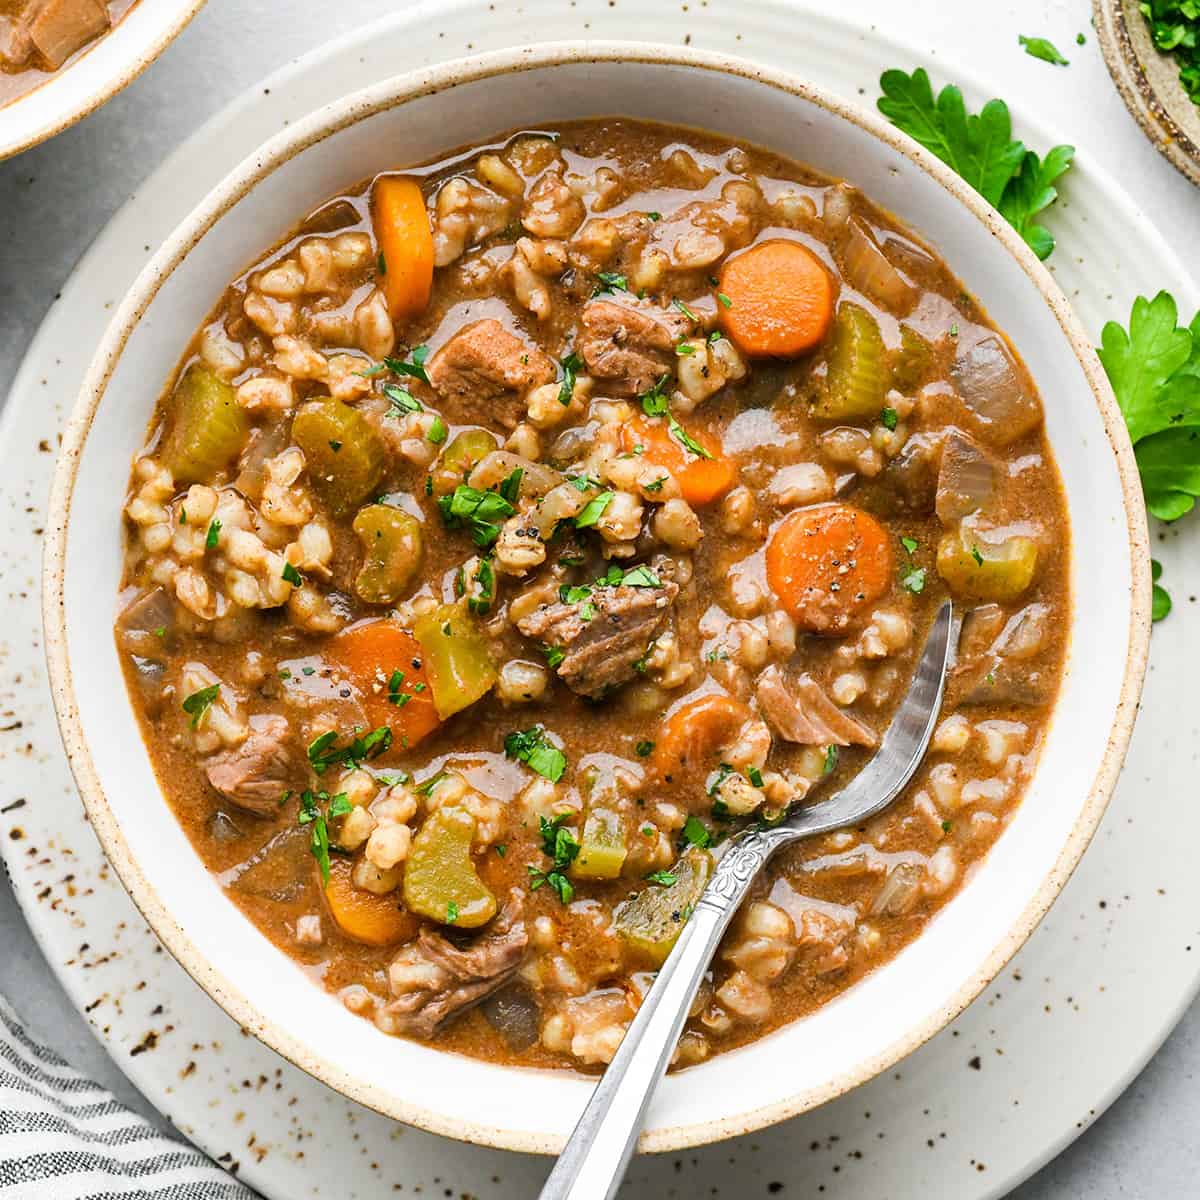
[44,43,1150,1152]
[0,0,204,161]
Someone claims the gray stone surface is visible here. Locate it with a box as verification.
[2,1,1198,1195]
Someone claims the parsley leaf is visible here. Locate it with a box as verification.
[880,407,899,431]
[1098,291,1200,520]
[558,351,583,406]
[594,271,628,295]
[527,813,579,904]
[877,67,1073,260]
[281,561,303,586]
[205,518,221,549]
[297,789,350,885]
[307,726,393,774]
[681,815,711,849]
[823,745,840,776]
[383,383,422,416]
[427,415,448,444]
[574,490,614,528]
[667,413,713,460]
[438,484,516,548]
[181,683,219,728]
[645,869,677,886]
[639,375,670,417]
[504,726,567,782]
[1018,35,1069,65]
[384,345,430,384]
[543,644,565,669]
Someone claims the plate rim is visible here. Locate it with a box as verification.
[39,38,1151,1156]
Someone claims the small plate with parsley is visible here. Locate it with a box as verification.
[1096,0,1200,187]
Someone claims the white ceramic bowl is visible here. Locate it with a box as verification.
[0,0,204,162]
[44,43,1150,1153]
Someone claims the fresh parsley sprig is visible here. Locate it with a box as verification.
[877,67,1074,261]
[1098,290,1200,620]
[528,813,580,903]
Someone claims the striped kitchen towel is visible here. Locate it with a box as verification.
[0,996,257,1199]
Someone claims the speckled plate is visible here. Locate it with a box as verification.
[3,2,1198,1197]
[1095,0,1200,187]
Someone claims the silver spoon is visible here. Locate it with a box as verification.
[539,600,958,1200]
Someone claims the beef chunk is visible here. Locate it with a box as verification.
[755,664,877,748]
[204,714,296,816]
[25,0,109,69]
[425,318,555,428]
[383,896,528,1038]
[516,567,679,697]
[578,298,690,395]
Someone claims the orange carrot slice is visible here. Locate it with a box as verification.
[717,239,836,358]
[649,693,754,785]
[765,503,893,633]
[371,176,434,322]
[327,620,441,752]
[323,856,418,947]
[622,415,736,506]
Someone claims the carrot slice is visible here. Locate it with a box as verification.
[765,504,893,634]
[649,693,754,786]
[717,239,836,358]
[371,176,434,322]
[323,856,419,947]
[327,619,441,752]
[622,415,737,506]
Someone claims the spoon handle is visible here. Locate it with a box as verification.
[538,830,775,1200]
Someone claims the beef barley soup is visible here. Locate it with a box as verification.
[115,119,1069,1072]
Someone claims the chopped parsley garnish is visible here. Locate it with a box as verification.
[667,413,713,460]
[618,564,661,588]
[527,813,579,904]
[383,383,422,415]
[877,66,1074,260]
[574,490,614,529]
[307,726,393,774]
[673,298,699,322]
[446,901,459,924]
[942,819,953,833]
[594,271,628,295]
[495,844,507,858]
[639,375,670,417]
[970,544,984,567]
[675,339,697,356]
[504,726,567,782]
[383,344,430,384]
[647,211,661,221]
[387,669,413,707]
[716,292,733,308]
[880,407,899,431]
[707,762,736,797]
[543,644,565,669]
[468,557,496,615]
[1141,1,1200,107]
[1018,34,1069,65]
[205,519,221,549]
[499,468,524,505]
[635,740,655,757]
[568,473,602,492]
[415,771,447,796]
[558,350,584,406]
[281,561,303,586]
[823,745,840,775]
[899,535,925,594]
[427,415,448,444]
[644,869,677,886]
[329,439,342,452]
[179,507,187,525]
[181,683,219,729]
[681,815,711,849]
[377,251,387,276]
[747,766,764,789]
[298,789,352,885]
[438,484,516,549]
[643,475,665,492]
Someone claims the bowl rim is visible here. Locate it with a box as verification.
[0,0,207,163]
[41,39,1151,1155]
